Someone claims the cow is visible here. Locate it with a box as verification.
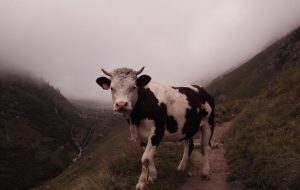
[96,67,215,190]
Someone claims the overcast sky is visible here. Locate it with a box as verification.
[0,0,300,103]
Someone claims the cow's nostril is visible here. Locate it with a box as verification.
[116,101,128,108]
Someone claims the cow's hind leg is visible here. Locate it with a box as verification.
[177,139,193,171]
[200,120,212,178]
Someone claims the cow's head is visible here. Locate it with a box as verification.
[96,67,151,113]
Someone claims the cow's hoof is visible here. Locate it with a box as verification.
[201,173,210,180]
[142,158,150,166]
[136,182,146,190]
[146,170,157,184]
[176,166,186,172]
[201,166,210,179]
[147,176,156,184]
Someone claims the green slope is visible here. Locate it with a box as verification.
[207,27,300,189]
[36,109,188,190]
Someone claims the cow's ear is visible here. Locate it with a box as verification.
[137,75,151,88]
[96,77,111,90]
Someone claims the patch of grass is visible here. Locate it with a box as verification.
[215,99,247,123]
[209,27,300,189]
[36,114,128,190]
[223,66,300,189]
[38,111,188,190]
[69,142,186,190]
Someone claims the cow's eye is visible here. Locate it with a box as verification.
[130,86,137,91]
[111,87,115,92]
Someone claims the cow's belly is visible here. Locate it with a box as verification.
[136,119,187,143]
[163,130,185,142]
[137,126,185,143]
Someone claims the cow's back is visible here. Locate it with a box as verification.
[130,82,214,141]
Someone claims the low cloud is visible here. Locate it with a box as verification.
[0,0,299,103]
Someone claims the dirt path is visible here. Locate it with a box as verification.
[180,121,242,190]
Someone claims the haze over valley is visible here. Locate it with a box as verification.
[0,1,300,190]
[0,0,300,104]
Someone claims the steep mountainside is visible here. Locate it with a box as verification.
[0,69,85,190]
[207,27,300,189]
[208,27,300,102]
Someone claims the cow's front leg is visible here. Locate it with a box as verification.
[136,140,158,189]
[136,152,157,187]
[136,128,163,190]
[130,125,139,143]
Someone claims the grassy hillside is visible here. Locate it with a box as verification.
[37,109,188,190]
[0,69,88,190]
[36,97,190,190]
[208,27,300,189]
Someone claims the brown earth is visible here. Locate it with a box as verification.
[180,121,243,190]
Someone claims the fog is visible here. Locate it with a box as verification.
[0,0,300,103]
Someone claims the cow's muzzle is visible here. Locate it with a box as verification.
[115,101,130,112]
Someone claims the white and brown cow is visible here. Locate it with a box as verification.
[96,67,215,190]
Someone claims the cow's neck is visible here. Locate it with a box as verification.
[129,85,168,127]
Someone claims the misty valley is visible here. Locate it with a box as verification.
[0,70,123,189]
[1,26,300,190]
[0,0,300,186]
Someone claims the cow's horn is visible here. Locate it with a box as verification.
[101,68,112,77]
[135,66,145,75]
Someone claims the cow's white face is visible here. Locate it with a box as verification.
[110,75,138,112]
[96,67,151,114]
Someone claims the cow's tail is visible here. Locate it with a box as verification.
[188,138,194,156]
[208,96,215,147]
